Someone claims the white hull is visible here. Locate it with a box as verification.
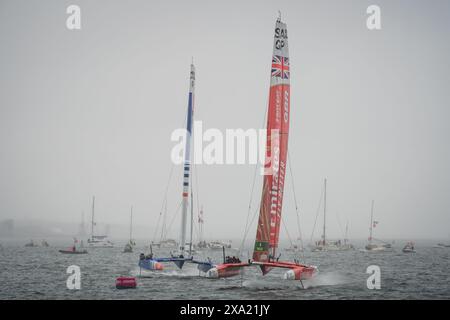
[87,238,114,248]
[312,243,354,252]
[364,244,390,252]
[88,243,114,248]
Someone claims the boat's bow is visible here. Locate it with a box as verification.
[205,262,250,279]
[252,260,317,280]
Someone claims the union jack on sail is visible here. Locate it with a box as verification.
[271,55,290,79]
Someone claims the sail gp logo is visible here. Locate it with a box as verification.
[170,121,280,176]
[274,26,287,50]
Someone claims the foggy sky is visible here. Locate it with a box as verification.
[1,0,449,242]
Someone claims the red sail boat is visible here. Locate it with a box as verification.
[206,15,317,282]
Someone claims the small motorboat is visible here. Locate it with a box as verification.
[59,239,88,254]
[402,241,416,253]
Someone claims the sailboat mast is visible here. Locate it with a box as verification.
[179,62,195,254]
[79,211,86,236]
[91,196,95,240]
[129,206,133,242]
[253,17,290,263]
[160,199,167,242]
[369,200,374,243]
[189,186,194,255]
[345,220,349,244]
[323,178,327,245]
[199,206,204,243]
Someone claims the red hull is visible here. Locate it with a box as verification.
[207,260,316,281]
[206,262,249,279]
[253,261,317,280]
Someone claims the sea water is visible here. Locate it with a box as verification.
[0,241,448,299]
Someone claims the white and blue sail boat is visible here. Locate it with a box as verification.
[139,62,197,271]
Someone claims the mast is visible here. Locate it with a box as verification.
[179,61,195,255]
[253,17,290,262]
[345,220,349,244]
[79,211,86,237]
[129,206,133,242]
[323,178,327,245]
[369,200,374,244]
[160,199,167,242]
[198,206,204,243]
[91,196,95,240]
[189,186,194,255]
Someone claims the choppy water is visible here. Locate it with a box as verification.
[0,242,449,299]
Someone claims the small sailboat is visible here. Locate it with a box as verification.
[87,196,114,248]
[151,199,178,249]
[311,179,353,252]
[402,241,416,253]
[139,61,198,272]
[284,243,303,253]
[41,239,49,247]
[207,240,232,250]
[154,239,177,248]
[25,240,38,247]
[123,206,135,253]
[342,221,354,250]
[365,200,391,251]
[205,15,317,282]
[59,238,88,254]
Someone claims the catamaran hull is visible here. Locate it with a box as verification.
[205,263,249,279]
[283,266,318,280]
[206,261,318,281]
[139,259,164,271]
[252,261,318,280]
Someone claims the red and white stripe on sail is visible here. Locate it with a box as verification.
[253,18,290,263]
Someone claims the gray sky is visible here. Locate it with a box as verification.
[1,0,449,241]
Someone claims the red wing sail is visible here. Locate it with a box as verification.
[253,19,290,262]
